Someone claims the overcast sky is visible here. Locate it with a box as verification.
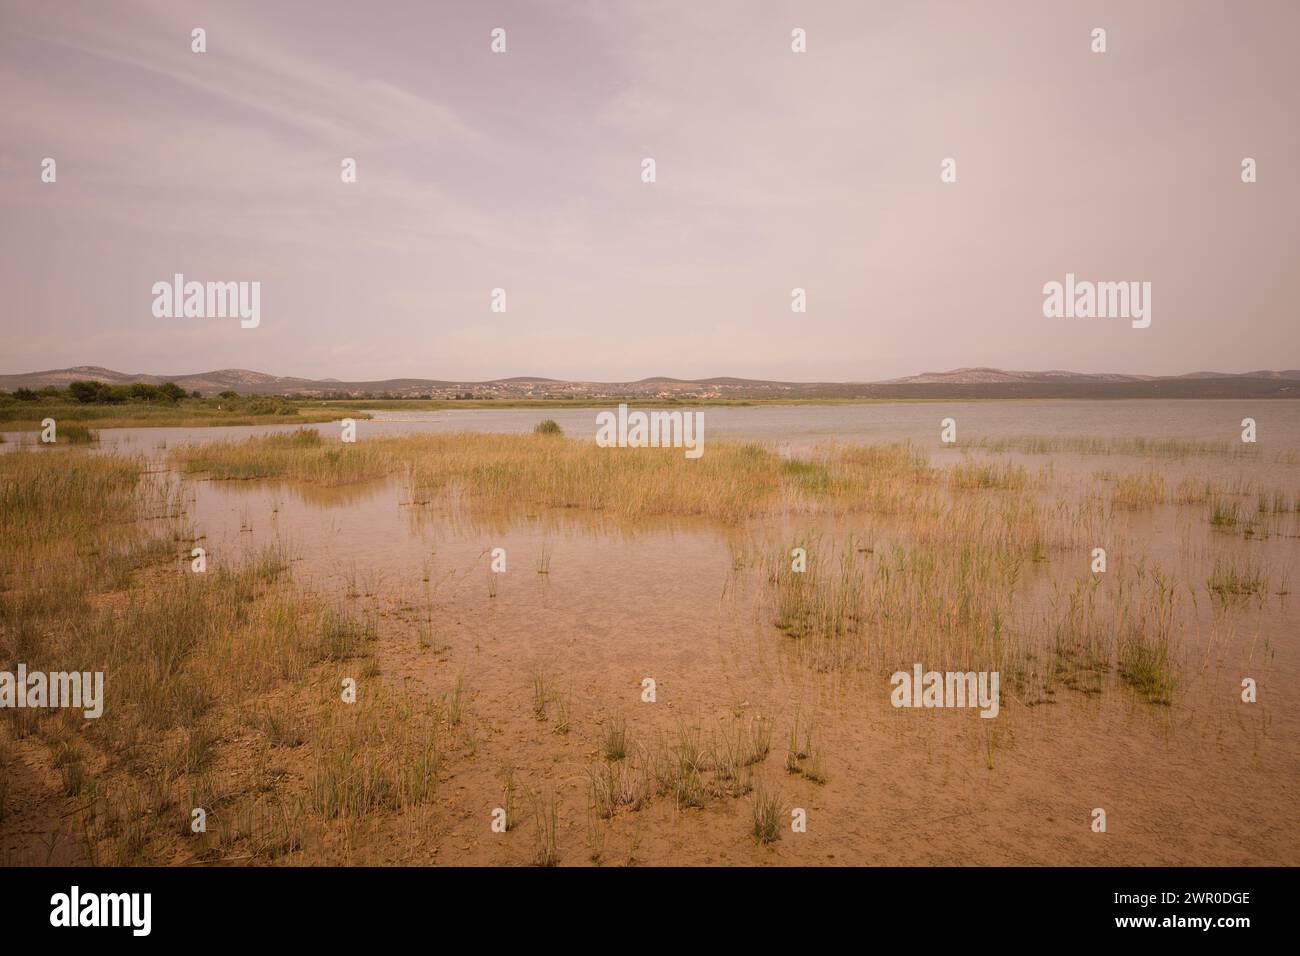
[1,0,1296,381]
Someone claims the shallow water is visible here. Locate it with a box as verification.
[7,400,1298,864]
[8,396,1300,450]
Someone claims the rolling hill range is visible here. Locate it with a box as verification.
[2,366,1298,400]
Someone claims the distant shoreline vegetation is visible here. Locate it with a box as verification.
[0,380,364,429]
[2,377,1298,430]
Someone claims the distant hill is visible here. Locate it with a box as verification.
[881,367,1157,385]
[2,366,1298,400]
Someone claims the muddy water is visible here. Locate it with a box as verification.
[12,401,1298,864]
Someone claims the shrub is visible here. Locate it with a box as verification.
[130,383,162,401]
[68,380,105,404]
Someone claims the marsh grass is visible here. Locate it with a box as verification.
[750,785,781,844]
[764,512,1200,708]
[585,716,775,822]
[252,705,307,749]
[552,691,570,735]
[1210,499,1241,529]
[587,757,648,819]
[770,531,1029,678]
[771,537,868,671]
[1110,472,1167,509]
[173,428,391,485]
[1208,556,1268,601]
[1256,489,1299,514]
[785,718,826,782]
[0,448,422,863]
[60,759,87,797]
[602,715,627,761]
[502,769,519,831]
[445,675,465,727]
[1118,639,1175,705]
[530,789,560,866]
[984,726,998,770]
[321,604,377,659]
[1176,477,1221,505]
[1044,579,1108,697]
[970,435,1256,459]
[950,460,1029,490]
[532,673,549,721]
[172,432,934,523]
[1115,567,1180,705]
[309,697,442,819]
[5,423,1272,862]
[56,424,98,444]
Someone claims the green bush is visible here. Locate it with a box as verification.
[67,381,104,404]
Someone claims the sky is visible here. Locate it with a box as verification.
[1,0,1297,382]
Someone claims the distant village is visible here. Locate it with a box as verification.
[293,380,755,401]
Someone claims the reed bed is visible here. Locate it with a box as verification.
[173,432,936,523]
[0,451,178,627]
[0,448,391,864]
[171,429,1203,707]
[1176,476,1221,505]
[968,435,1258,459]
[56,424,98,444]
[1109,471,1167,510]
[1208,556,1269,602]
[949,460,1030,491]
[309,693,442,820]
[8,423,1281,863]
[587,716,774,821]
[173,428,392,485]
[764,525,1190,706]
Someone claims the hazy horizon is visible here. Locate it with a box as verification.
[2,0,1297,381]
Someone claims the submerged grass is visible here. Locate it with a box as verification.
[765,520,1197,708]
[1109,471,1167,510]
[1208,556,1268,601]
